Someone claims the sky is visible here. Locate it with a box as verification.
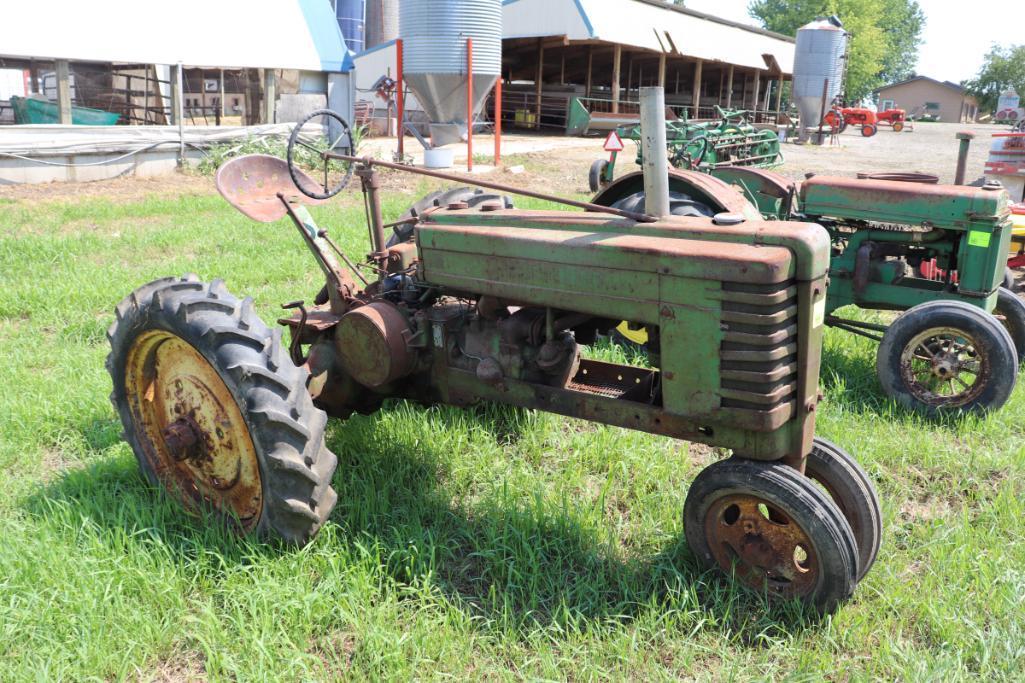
[684,0,1025,84]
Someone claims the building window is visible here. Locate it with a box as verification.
[925,102,940,111]
[881,99,895,110]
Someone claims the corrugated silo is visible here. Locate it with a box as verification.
[335,0,366,54]
[400,0,501,147]
[366,0,399,51]
[792,16,847,142]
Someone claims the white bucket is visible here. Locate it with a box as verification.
[423,147,455,169]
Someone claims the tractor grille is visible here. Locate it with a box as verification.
[719,281,799,413]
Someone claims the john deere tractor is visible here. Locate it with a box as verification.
[593,164,1025,417]
[106,95,879,614]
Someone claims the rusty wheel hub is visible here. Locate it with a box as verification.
[900,327,984,407]
[704,494,819,598]
[125,330,263,530]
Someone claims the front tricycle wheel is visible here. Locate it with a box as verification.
[106,274,339,544]
[684,458,858,614]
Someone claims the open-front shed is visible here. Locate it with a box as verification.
[501,0,795,133]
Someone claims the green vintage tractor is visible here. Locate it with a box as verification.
[589,106,783,192]
[593,165,1025,416]
[105,103,879,614]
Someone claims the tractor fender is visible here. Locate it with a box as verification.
[591,167,761,221]
[711,167,796,220]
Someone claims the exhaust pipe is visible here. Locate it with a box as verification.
[639,86,671,217]
[954,131,974,185]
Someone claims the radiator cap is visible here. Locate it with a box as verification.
[713,212,746,226]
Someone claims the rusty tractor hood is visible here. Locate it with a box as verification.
[418,207,831,283]
[800,175,1010,229]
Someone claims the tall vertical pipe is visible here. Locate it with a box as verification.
[639,86,670,217]
[467,37,473,172]
[494,76,502,166]
[176,62,185,167]
[396,38,404,157]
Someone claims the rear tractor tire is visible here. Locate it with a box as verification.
[684,458,858,614]
[993,286,1025,363]
[107,274,339,544]
[1003,267,1016,293]
[876,300,1018,416]
[589,159,610,193]
[388,187,514,246]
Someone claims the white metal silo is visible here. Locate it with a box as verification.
[400,0,501,147]
[792,16,847,142]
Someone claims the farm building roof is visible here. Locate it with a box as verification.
[875,76,968,95]
[502,0,796,73]
[0,0,353,72]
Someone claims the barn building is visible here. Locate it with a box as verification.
[354,0,796,135]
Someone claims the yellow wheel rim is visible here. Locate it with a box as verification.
[125,330,263,530]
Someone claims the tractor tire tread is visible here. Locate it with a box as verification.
[106,274,338,545]
[807,437,882,582]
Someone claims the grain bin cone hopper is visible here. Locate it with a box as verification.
[400,0,501,147]
[792,16,847,143]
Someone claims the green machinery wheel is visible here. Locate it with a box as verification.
[876,300,1018,416]
[684,458,858,614]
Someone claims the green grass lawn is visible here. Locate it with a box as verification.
[1,175,1024,680]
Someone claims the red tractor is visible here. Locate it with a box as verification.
[823,107,879,137]
[876,108,907,132]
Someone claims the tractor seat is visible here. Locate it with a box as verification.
[215,154,324,223]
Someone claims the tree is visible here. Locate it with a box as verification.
[964,44,1025,114]
[878,0,925,85]
[747,0,923,102]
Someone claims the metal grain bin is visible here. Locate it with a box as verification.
[400,0,501,146]
[792,17,847,142]
[366,0,399,51]
[335,0,366,54]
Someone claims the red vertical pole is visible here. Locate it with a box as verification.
[396,38,404,158]
[467,37,473,172]
[494,75,502,166]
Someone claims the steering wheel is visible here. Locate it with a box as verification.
[287,109,356,200]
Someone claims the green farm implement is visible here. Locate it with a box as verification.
[589,106,783,192]
[594,162,1025,416]
[106,95,879,615]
